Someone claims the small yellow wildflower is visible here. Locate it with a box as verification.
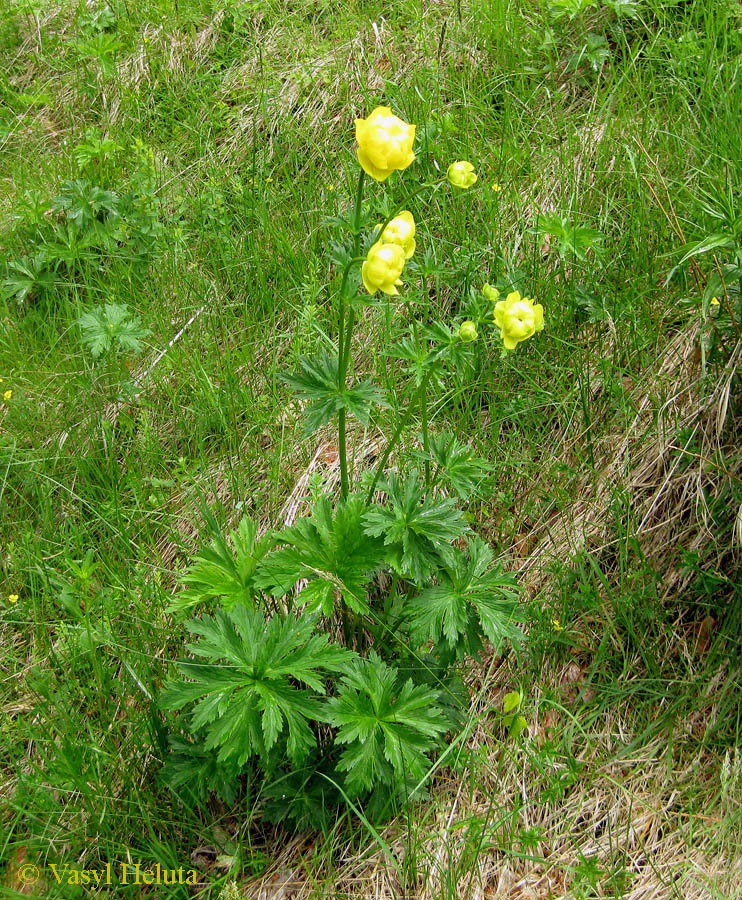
[266,177,273,183]
[493,291,544,351]
[552,618,563,632]
[327,184,335,191]
[3,389,12,401]
[491,182,502,192]
[8,594,19,604]
[709,296,721,319]
[377,210,416,259]
[447,160,477,189]
[355,106,416,182]
[458,320,478,342]
[361,241,406,296]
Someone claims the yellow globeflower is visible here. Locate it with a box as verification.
[355,107,416,182]
[361,241,406,296]
[458,320,478,342]
[447,160,477,189]
[493,291,544,350]
[378,210,416,259]
[482,283,500,303]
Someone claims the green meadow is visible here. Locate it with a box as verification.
[1,0,740,897]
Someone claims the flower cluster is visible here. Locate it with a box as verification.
[355,107,545,349]
[362,210,417,296]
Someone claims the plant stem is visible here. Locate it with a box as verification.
[365,385,417,505]
[419,371,431,488]
[337,170,366,499]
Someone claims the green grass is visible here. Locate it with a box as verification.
[1,0,741,897]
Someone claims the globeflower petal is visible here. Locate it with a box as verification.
[447,160,477,189]
[362,241,406,296]
[459,320,478,342]
[493,291,544,351]
[379,210,417,259]
[355,107,416,182]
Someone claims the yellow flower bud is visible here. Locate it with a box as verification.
[361,241,406,296]
[378,210,416,259]
[482,283,500,303]
[458,320,478,342]
[355,107,416,182]
[447,160,477,189]
[493,291,544,350]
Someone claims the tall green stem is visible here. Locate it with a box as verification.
[365,384,417,505]
[337,170,366,499]
[419,371,431,488]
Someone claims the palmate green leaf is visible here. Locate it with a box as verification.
[414,432,492,500]
[408,537,522,653]
[51,179,119,229]
[255,495,385,615]
[77,302,151,358]
[161,736,242,805]
[387,337,442,387]
[326,653,448,796]
[280,352,385,436]
[362,470,469,583]
[534,214,605,262]
[161,606,352,765]
[2,253,55,303]
[422,321,472,369]
[167,515,271,617]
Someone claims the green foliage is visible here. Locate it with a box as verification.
[547,0,598,21]
[416,431,492,500]
[407,537,521,655]
[255,495,385,615]
[160,735,243,805]
[1,252,54,303]
[168,515,271,617]
[534,214,606,262]
[77,302,151,358]
[326,653,448,796]
[362,470,469,582]
[161,606,351,765]
[2,173,164,310]
[280,352,385,435]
